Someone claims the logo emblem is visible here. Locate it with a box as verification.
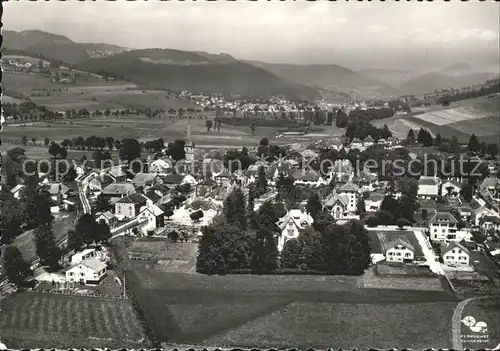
[462,316,488,333]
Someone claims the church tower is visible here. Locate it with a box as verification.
[185,122,195,172]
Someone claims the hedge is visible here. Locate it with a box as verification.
[227,268,331,275]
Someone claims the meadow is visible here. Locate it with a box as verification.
[3,71,199,111]
[124,267,458,348]
[0,292,147,349]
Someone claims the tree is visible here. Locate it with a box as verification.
[190,209,204,222]
[0,188,24,244]
[450,136,459,152]
[381,124,392,139]
[21,136,28,145]
[205,119,213,132]
[487,143,499,158]
[406,129,415,144]
[3,245,33,287]
[165,139,186,161]
[306,193,322,221]
[95,193,111,213]
[435,133,442,146]
[119,138,141,163]
[167,230,179,242]
[33,224,61,271]
[71,213,97,250]
[280,238,301,269]
[442,99,450,107]
[468,134,479,153]
[95,220,111,244]
[251,228,278,274]
[105,137,115,150]
[257,166,268,194]
[356,196,366,219]
[297,226,324,271]
[223,187,247,229]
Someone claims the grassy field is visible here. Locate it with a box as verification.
[124,267,457,348]
[0,292,147,349]
[3,72,199,111]
[461,298,500,349]
[206,301,457,349]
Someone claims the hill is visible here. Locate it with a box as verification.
[76,51,321,99]
[356,68,420,87]
[3,30,128,64]
[243,60,396,98]
[399,72,497,96]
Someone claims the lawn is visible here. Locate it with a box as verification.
[0,292,147,349]
[461,298,500,349]
[205,301,457,349]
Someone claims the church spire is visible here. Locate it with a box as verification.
[187,122,193,145]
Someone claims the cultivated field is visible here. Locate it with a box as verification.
[124,268,458,348]
[3,72,199,111]
[371,115,430,139]
[205,301,457,349]
[0,292,147,349]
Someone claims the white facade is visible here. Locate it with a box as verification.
[386,245,414,263]
[440,181,462,198]
[429,212,469,242]
[65,259,107,285]
[418,176,441,199]
[276,209,314,252]
[442,245,470,266]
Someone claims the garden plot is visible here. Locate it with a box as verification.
[416,108,487,126]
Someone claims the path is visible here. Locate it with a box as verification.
[414,229,444,275]
[452,296,491,350]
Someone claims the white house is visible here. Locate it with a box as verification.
[384,239,415,263]
[137,204,165,234]
[440,180,463,198]
[428,211,468,242]
[418,176,441,199]
[291,169,326,187]
[337,183,359,213]
[70,248,99,265]
[276,209,314,252]
[171,199,221,226]
[96,211,117,228]
[481,215,500,234]
[10,184,25,199]
[65,259,107,285]
[441,242,470,266]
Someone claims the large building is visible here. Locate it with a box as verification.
[184,122,195,172]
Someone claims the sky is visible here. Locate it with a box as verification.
[4,1,500,72]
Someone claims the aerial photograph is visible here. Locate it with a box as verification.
[0,0,499,349]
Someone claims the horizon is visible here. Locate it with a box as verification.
[4,1,500,73]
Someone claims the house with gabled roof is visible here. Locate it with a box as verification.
[171,198,221,226]
[480,215,500,234]
[324,191,349,220]
[441,241,470,266]
[114,193,148,219]
[138,204,165,234]
[102,182,135,203]
[276,209,314,251]
[291,169,326,187]
[428,211,469,242]
[49,183,70,205]
[336,182,359,213]
[131,172,159,190]
[96,211,117,228]
[384,238,415,263]
[65,259,107,286]
[106,166,127,182]
[418,176,441,199]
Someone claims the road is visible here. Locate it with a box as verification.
[76,171,98,214]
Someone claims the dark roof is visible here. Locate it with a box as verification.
[441,241,470,255]
[144,190,162,202]
[163,174,185,184]
[429,211,458,224]
[102,182,135,195]
[116,193,147,205]
[418,177,439,186]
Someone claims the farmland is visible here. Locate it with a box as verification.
[124,267,458,348]
[0,292,147,349]
[206,301,457,349]
[3,71,199,111]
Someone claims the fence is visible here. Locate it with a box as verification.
[30,287,127,300]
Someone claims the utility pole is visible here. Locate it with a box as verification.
[123,273,126,299]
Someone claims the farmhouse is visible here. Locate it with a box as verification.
[96,211,117,228]
[70,248,99,265]
[441,242,470,266]
[384,239,415,263]
[65,259,107,285]
[276,209,314,252]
